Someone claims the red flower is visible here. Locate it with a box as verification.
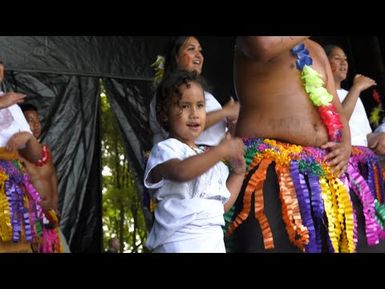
[373,89,381,104]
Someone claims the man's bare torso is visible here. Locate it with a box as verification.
[21,151,56,211]
[234,39,329,147]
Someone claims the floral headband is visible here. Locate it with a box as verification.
[151,55,165,86]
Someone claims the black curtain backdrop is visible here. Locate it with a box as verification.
[1,36,384,252]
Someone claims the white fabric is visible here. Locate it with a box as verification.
[153,223,226,253]
[0,91,32,147]
[149,91,227,146]
[375,119,385,133]
[144,138,230,252]
[196,91,227,146]
[337,89,372,146]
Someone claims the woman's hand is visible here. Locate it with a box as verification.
[0,92,25,109]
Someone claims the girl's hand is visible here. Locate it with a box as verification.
[6,131,33,152]
[219,133,245,161]
[223,98,240,122]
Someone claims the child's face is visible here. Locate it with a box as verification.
[24,110,42,138]
[167,81,206,147]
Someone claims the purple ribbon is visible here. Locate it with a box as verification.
[1,160,44,243]
[290,160,319,252]
[347,164,381,246]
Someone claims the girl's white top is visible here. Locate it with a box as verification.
[144,138,230,252]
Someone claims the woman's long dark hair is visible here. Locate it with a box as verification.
[323,44,342,57]
[164,36,199,75]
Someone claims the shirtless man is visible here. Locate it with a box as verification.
[235,37,350,154]
[20,103,70,252]
[228,37,385,252]
[20,104,58,213]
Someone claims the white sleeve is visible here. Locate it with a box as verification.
[336,89,348,103]
[144,139,185,189]
[204,91,222,113]
[375,119,385,133]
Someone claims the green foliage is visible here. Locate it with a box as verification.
[100,81,147,252]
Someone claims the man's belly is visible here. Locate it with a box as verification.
[235,114,329,147]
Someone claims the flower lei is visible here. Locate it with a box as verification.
[292,43,343,142]
[151,55,165,86]
[34,144,50,167]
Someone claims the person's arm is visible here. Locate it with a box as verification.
[237,36,309,61]
[20,136,43,163]
[367,132,385,155]
[319,43,352,175]
[7,131,43,163]
[340,75,376,120]
[224,172,244,212]
[205,98,239,129]
[0,92,25,109]
[151,134,244,183]
[47,148,60,214]
[224,153,246,212]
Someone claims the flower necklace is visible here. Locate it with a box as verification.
[291,43,343,142]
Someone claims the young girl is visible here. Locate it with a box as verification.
[144,70,245,253]
[149,36,239,146]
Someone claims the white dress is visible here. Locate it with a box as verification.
[337,89,372,146]
[149,91,227,146]
[144,138,230,252]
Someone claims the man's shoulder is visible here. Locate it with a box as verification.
[306,39,328,62]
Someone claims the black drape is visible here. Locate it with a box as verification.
[0,36,167,79]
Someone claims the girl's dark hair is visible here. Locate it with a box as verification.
[163,36,200,75]
[156,69,206,131]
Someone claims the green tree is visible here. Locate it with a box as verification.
[100,82,147,252]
